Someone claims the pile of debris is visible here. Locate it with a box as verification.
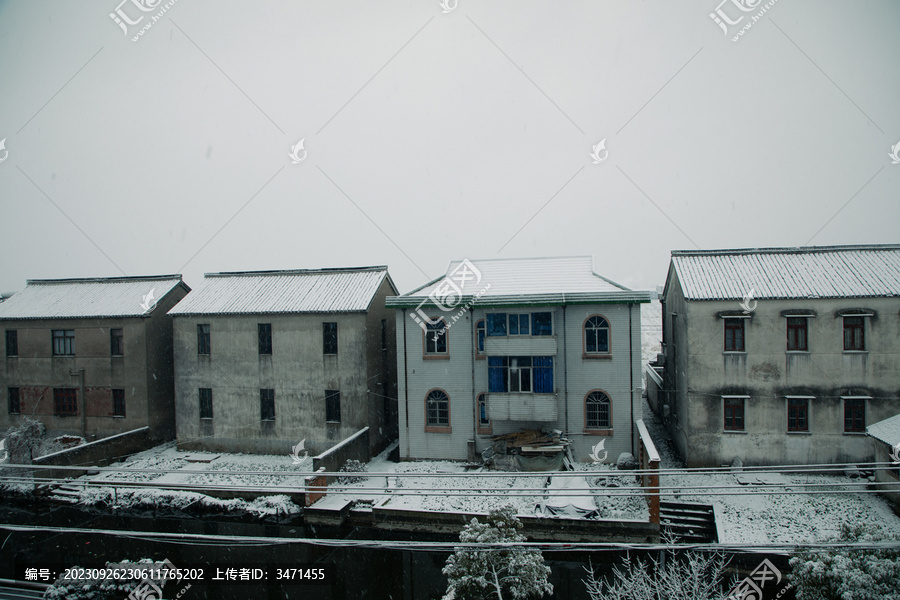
[482,429,573,471]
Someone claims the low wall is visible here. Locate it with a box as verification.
[644,363,663,415]
[313,427,369,484]
[635,419,661,525]
[33,426,152,480]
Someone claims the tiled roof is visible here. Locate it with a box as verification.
[0,275,186,320]
[671,245,900,301]
[387,256,651,307]
[867,413,900,447]
[168,266,393,315]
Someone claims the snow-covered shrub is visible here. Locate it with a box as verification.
[583,547,730,600]
[443,504,552,600]
[338,459,368,484]
[5,418,45,464]
[788,523,900,600]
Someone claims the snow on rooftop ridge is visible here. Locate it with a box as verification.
[671,245,900,300]
[0,275,186,320]
[169,265,393,315]
[672,244,900,257]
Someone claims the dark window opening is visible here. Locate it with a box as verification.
[425,321,447,354]
[585,316,610,354]
[477,393,489,427]
[325,389,341,423]
[488,356,553,393]
[426,389,449,427]
[844,398,865,432]
[54,388,78,415]
[260,389,275,421]
[724,397,745,431]
[52,330,75,356]
[787,397,808,431]
[5,330,18,356]
[197,324,211,355]
[110,328,124,356]
[786,318,808,351]
[199,388,213,419]
[532,312,552,336]
[8,387,20,414]
[258,323,272,355]
[323,322,338,355]
[586,391,611,429]
[724,319,745,352]
[843,317,865,351]
[112,388,126,417]
[476,320,486,355]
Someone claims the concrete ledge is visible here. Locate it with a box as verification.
[33,427,153,480]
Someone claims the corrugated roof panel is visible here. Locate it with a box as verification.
[672,246,900,300]
[407,256,628,299]
[868,413,900,447]
[0,276,185,320]
[167,267,390,315]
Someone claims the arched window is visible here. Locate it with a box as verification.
[475,320,486,357]
[425,389,450,430]
[585,390,611,430]
[476,393,491,433]
[584,315,610,355]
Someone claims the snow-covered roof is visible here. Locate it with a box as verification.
[0,275,186,320]
[670,245,900,301]
[867,413,900,447]
[168,266,394,316]
[386,256,652,308]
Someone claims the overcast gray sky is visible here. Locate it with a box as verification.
[0,0,897,296]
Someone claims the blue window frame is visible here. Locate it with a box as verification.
[532,312,552,336]
[508,314,530,336]
[487,314,507,337]
[487,356,553,393]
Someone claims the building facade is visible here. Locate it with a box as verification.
[386,257,650,463]
[0,275,189,441]
[659,245,900,467]
[169,266,398,456]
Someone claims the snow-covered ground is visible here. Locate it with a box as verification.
[640,401,900,544]
[329,445,648,521]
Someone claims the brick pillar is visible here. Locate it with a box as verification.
[305,468,327,507]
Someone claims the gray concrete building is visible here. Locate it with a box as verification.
[658,245,900,467]
[386,256,651,463]
[169,266,398,456]
[0,275,190,441]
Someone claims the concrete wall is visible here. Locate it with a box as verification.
[397,302,644,463]
[32,426,151,480]
[364,277,398,454]
[312,427,369,481]
[872,439,900,506]
[662,276,900,466]
[0,286,186,442]
[173,294,397,456]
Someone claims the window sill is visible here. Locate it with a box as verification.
[722,351,747,355]
[786,430,810,435]
[425,426,452,434]
[842,350,868,355]
[423,354,450,360]
[326,420,341,425]
[722,429,747,434]
[584,429,613,436]
[843,431,867,436]
[477,427,492,435]
[112,415,126,419]
[475,355,486,360]
[200,417,213,421]
[785,350,809,354]
[583,354,612,360]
